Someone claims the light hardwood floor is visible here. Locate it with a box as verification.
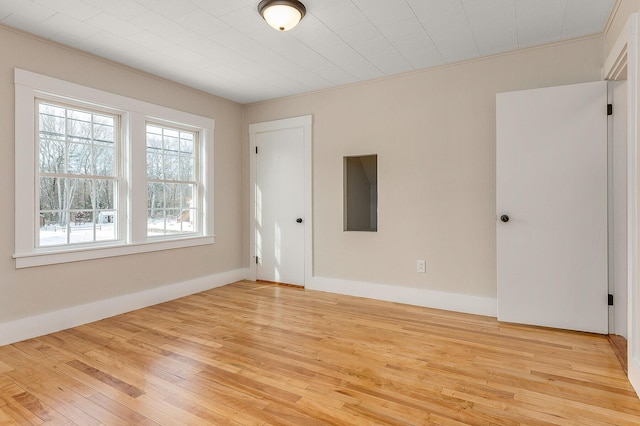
[0,280,639,425]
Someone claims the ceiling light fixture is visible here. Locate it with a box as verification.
[258,0,306,32]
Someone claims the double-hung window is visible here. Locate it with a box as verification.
[37,101,121,247]
[14,69,214,268]
[146,124,199,237]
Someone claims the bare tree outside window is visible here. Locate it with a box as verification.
[37,102,118,246]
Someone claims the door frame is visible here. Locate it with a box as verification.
[248,115,313,286]
[609,80,629,337]
[604,13,639,396]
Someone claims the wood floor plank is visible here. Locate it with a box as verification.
[3,371,98,426]
[0,280,639,425]
[87,393,158,426]
[293,397,382,426]
[0,381,47,426]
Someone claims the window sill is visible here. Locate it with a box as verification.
[13,236,215,269]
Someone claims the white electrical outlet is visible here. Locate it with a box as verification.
[416,259,426,273]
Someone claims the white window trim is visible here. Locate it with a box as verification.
[14,68,215,269]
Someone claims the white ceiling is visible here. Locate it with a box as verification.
[1,0,616,104]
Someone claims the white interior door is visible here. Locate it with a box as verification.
[496,81,608,334]
[253,126,305,285]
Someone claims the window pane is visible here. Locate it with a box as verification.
[180,156,194,181]
[94,114,113,126]
[40,177,62,211]
[39,125,65,142]
[39,211,65,247]
[94,123,114,143]
[180,135,193,153]
[165,135,179,152]
[147,133,162,149]
[94,179,115,210]
[181,184,195,208]
[148,182,164,209]
[39,103,65,118]
[39,140,65,173]
[146,152,163,179]
[147,209,165,236]
[67,117,92,143]
[69,210,94,244]
[96,211,117,241]
[67,109,91,122]
[164,154,179,180]
[165,183,180,208]
[94,146,115,176]
[165,209,180,234]
[39,104,65,141]
[164,128,179,139]
[68,142,92,175]
[68,178,93,210]
[146,124,163,136]
[180,135,193,156]
[180,209,196,232]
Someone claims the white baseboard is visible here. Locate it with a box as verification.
[307,276,497,317]
[0,268,245,346]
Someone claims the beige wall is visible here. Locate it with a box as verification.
[243,36,605,298]
[0,26,244,323]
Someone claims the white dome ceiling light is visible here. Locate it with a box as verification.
[258,0,306,32]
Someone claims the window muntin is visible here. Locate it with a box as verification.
[37,101,119,247]
[146,124,199,237]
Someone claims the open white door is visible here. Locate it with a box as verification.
[496,81,608,334]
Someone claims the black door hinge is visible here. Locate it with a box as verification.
[608,104,613,116]
[608,294,614,306]
[255,256,259,264]
[256,146,258,154]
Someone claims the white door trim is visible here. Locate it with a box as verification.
[604,13,639,397]
[248,115,313,286]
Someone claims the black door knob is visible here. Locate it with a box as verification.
[296,218,303,224]
[500,215,509,223]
